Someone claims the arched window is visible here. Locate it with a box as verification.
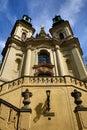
[66,59,72,70]
[66,59,73,76]
[59,33,64,40]
[21,32,27,41]
[15,58,21,71]
[38,50,50,64]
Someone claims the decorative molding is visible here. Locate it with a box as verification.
[33,63,54,76]
[0,76,87,94]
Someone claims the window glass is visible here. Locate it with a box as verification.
[21,32,27,41]
[38,52,50,64]
[59,33,64,40]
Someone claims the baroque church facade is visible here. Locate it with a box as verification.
[0,15,87,130]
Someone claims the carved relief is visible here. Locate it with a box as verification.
[33,63,54,76]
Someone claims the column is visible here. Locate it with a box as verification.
[56,46,68,76]
[0,47,10,76]
[51,49,59,76]
[72,47,87,80]
[24,48,32,76]
[50,49,56,76]
[31,49,36,75]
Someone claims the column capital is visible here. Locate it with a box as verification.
[26,45,32,50]
[55,45,61,50]
[26,45,35,51]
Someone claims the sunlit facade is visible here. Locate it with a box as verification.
[0,15,87,130]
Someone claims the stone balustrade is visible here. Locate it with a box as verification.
[0,76,87,93]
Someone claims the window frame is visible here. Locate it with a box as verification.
[38,50,50,64]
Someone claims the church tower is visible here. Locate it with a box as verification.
[0,15,87,130]
[49,15,87,80]
[0,15,35,82]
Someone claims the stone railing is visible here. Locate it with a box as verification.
[0,76,87,93]
[0,101,18,130]
[0,98,31,130]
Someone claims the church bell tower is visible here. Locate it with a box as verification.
[0,15,35,81]
[0,15,87,130]
[49,15,87,80]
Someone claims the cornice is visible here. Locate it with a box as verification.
[2,37,25,57]
[0,76,87,94]
[33,63,54,69]
[11,20,35,36]
[25,37,60,47]
[7,37,25,46]
[60,37,83,55]
[49,20,73,36]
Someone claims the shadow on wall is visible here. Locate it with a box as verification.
[33,101,47,123]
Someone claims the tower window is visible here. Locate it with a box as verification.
[66,59,73,76]
[15,58,21,71]
[21,32,27,41]
[59,33,64,40]
[66,59,72,70]
[38,51,50,64]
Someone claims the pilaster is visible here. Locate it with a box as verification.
[56,46,68,76]
[23,46,32,76]
[51,48,59,76]
[71,46,87,80]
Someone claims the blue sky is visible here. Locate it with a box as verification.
[0,0,87,60]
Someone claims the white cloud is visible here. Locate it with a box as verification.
[29,0,42,11]
[0,0,8,12]
[0,40,5,60]
[26,0,86,34]
[59,0,85,26]
[80,29,87,44]
[79,28,87,56]
[0,40,5,49]
[0,40,6,59]
[6,13,17,25]
[27,1,52,34]
[0,0,17,25]
[33,10,51,32]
